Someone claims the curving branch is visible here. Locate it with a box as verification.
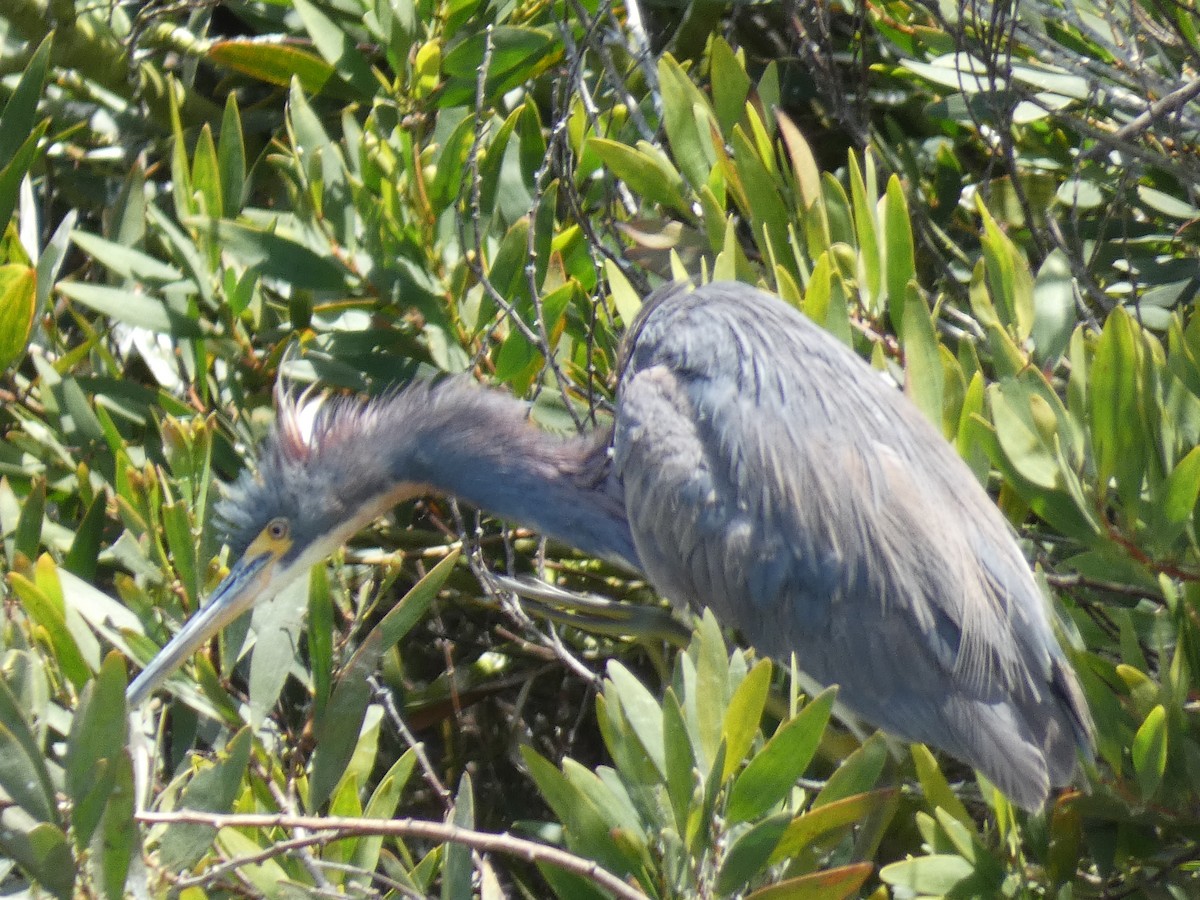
[136,810,649,900]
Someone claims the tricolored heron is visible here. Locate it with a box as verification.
[126,281,1094,810]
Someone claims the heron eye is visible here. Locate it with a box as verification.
[266,518,290,541]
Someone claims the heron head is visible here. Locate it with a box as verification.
[126,391,410,706]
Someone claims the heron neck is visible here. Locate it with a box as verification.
[394,387,641,571]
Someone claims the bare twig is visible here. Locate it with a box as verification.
[256,759,334,890]
[136,810,649,900]
[460,25,541,357]
[367,674,452,808]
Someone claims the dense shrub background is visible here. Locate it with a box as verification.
[1,0,1200,896]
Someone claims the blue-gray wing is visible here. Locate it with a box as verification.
[613,282,1092,809]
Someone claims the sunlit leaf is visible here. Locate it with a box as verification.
[0,264,36,371]
[721,657,771,781]
[726,687,835,823]
[880,853,973,895]
[208,39,339,93]
[1132,704,1168,800]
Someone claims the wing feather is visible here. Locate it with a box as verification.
[613,282,1092,809]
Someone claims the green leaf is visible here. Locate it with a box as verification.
[158,727,253,870]
[376,549,459,652]
[69,232,183,283]
[715,812,791,896]
[977,195,1034,341]
[901,286,944,431]
[710,37,751,135]
[726,687,835,823]
[564,759,648,853]
[594,693,662,821]
[426,113,477,216]
[14,476,44,563]
[1031,249,1075,365]
[218,94,247,216]
[310,551,457,807]
[0,718,57,827]
[883,175,915,326]
[248,577,308,727]
[161,500,198,608]
[522,747,639,881]
[486,217,532,301]
[777,113,823,246]
[65,652,127,846]
[0,34,52,168]
[587,138,692,216]
[813,732,889,808]
[214,828,290,894]
[605,662,666,780]
[879,854,973,895]
[910,744,973,827]
[691,610,729,771]
[730,125,793,277]
[663,688,696,833]
[0,817,74,900]
[848,150,882,312]
[57,282,204,338]
[0,677,57,825]
[968,261,1026,376]
[721,657,771,780]
[0,120,50,234]
[90,750,136,900]
[191,124,222,218]
[442,774,474,900]
[659,53,716,190]
[1090,306,1151,511]
[745,862,874,900]
[822,172,855,248]
[1132,704,1167,800]
[537,863,610,900]
[352,749,417,873]
[198,219,350,292]
[0,264,36,371]
[770,790,896,863]
[988,379,1062,490]
[208,39,339,93]
[443,26,554,79]
[604,258,642,326]
[294,0,380,99]
[307,565,334,724]
[1148,446,1200,550]
[36,210,76,316]
[10,569,92,689]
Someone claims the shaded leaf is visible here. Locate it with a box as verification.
[158,727,253,871]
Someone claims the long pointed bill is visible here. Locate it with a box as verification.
[126,550,277,707]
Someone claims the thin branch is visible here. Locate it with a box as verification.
[255,759,334,890]
[1099,74,1200,149]
[367,674,452,808]
[460,25,541,354]
[1044,571,1165,602]
[170,831,364,893]
[136,810,649,900]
